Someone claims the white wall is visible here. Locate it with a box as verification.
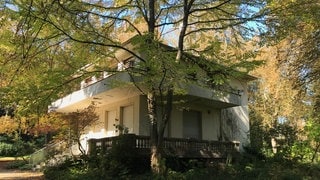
[221,78,250,151]
[83,95,141,140]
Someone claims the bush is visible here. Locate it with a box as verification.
[44,159,106,180]
[0,142,17,156]
[0,140,36,157]
[19,163,34,170]
[5,160,32,170]
[43,152,320,180]
[13,140,36,156]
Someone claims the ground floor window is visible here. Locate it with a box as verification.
[183,110,202,139]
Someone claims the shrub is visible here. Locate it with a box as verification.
[5,160,28,169]
[19,163,34,170]
[44,159,105,180]
[13,140,36,156]
[0,142,17,156]
[0,140,36,157]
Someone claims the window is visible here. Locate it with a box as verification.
[183,110,202,139]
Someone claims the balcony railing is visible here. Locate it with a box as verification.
[88,134,240,159]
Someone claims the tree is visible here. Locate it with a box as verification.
[261,0,320,161]
[50,104,99,156]
[1,0,266,174]
[265,0,320,109]
[248,42,312,157]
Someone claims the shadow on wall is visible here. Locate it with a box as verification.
[221,106,249,151]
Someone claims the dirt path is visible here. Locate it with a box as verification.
[0,160,44,180]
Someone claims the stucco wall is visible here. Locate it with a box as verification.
[220,78,250,151]
[221,106,249,151]
[83,95,141,139]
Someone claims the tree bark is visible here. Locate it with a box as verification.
[147,89,162,173]
[176,0,194,61]
[149,87,173,175]
[148,0,156,35]
[311,142,320,163]
[158,87,173,145]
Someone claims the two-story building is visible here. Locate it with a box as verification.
[49,40,254,159]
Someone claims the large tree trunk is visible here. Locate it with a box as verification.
[146,0,176,174]
[148,85,174,174]
[147,89,162,173]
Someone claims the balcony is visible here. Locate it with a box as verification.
[88,134,240,160]
[50,67,244,112]
[183,84,243,107]
[50,72,139,112]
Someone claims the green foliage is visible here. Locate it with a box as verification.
[43,148,320,180]
[249,111,265,152]
[269,123,299,154]
[249,110,318,163]
[290,141,314,162]
[250,106,320,163]
[114,124,129,135]
[0,139,35,157]
[5,160,30,170]
[304,117,320,162]
[0,142,16,156]
[44,159,100,180]
[0,0,266,117]
[13,139,36,157]
[306,118,320,144]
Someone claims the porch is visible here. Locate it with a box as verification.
[88,134,240,160]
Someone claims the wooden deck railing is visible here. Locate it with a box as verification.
[88,134,240,159]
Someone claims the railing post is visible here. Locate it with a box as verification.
[88,139,97,156]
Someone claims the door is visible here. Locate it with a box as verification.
[121,105,134,133]
[183,110,202,139]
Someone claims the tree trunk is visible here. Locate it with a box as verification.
[147,89,163,173]
[146,0,162,170]
[148,0,155,35]
[176,0,193,61]
[148,87,174,174]
[158,87,173,145]
[150,144,164,174]
[311,142,320,162]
